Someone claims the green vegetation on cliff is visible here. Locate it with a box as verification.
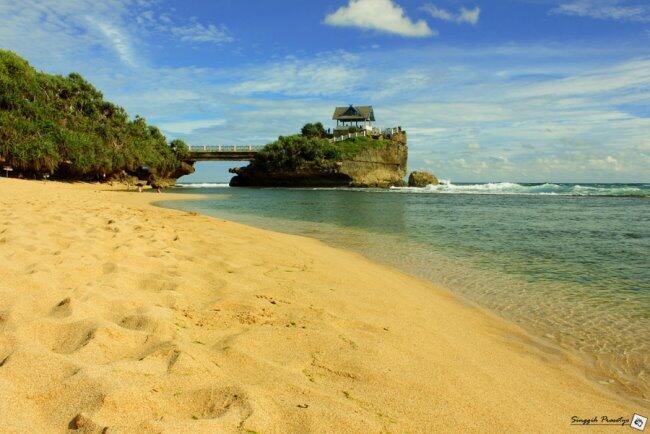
[332,135,391,158]
[300,122,326,138]
[0,50,188,180]
[251,134,341,172]
[248,124,390,172]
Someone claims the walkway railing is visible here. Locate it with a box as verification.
[189,145,265,152]
[383,127,401,136]
[329,130,368,143]
[328,126,402,143]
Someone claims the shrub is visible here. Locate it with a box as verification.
[252,135,341,172]
[170,139,190,160]
[300,122,326,138]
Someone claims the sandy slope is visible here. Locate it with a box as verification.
[0,179,643,433]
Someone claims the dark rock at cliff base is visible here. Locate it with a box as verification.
[408,171,439,187]
[171,161,196,179]
[147,162,195,188]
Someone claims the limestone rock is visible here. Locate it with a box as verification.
[408,171,438,187]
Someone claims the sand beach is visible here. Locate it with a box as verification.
[0,179,643,433]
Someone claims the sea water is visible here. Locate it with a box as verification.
[161,182,650,401]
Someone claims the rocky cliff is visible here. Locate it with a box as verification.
[230,132,408,188]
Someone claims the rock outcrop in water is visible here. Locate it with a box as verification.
[230,131,408,188]
[408,171,438,187]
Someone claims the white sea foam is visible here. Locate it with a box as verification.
[390,181,648,197]
[175,181,647,196]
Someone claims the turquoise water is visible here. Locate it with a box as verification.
[161,182,650,401]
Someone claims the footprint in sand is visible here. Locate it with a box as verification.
[68,413,105,432]
[51,298,73,318]
[139,277,178,293]
[50,321,96,354]
[166,348,181,372]
[0,344,12,368]
[119,314,154,332]
[174,386,252,422]
[0,311,8,331]
[102,262,118,274]
[135,343,183,374]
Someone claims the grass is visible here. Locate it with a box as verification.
[332,136,391,158]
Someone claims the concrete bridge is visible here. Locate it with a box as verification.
[186,145,264,161]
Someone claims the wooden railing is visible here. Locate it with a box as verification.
[329,130,368,143]
[328,126,402,143]
[383,127,401,136]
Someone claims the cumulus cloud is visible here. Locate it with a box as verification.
[551,0,650,22]
[422,4,481,25]
[324,0,435,37]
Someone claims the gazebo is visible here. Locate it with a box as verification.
[332,105,375,131]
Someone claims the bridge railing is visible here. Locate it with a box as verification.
[189,145,265,152]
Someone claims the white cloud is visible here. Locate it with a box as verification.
[551,0,650,22]
[169,23,233,45]
[0,0,141,69]
[231,56,362,97]
[158,118,226,134]
[324,0,435,37]
[408,127,448,136]
[92,19,137,66]
[372,69,432,98]
[509,58,650,98]
[0,0,233,70]
[422,4,481,25]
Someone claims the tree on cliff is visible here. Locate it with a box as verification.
[301,122,326,138]
[251,135,341,172]
[0,49,187,180]
[170,139,190,160]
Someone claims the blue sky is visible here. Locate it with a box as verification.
[1,0,649,182]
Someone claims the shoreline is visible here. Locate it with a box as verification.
[0,179,645,432]
[158,185,650,405]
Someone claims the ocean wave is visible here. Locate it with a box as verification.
[390,182,649,197]
[175,183,231,189]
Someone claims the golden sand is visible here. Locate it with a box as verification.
[0,179,643,433]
